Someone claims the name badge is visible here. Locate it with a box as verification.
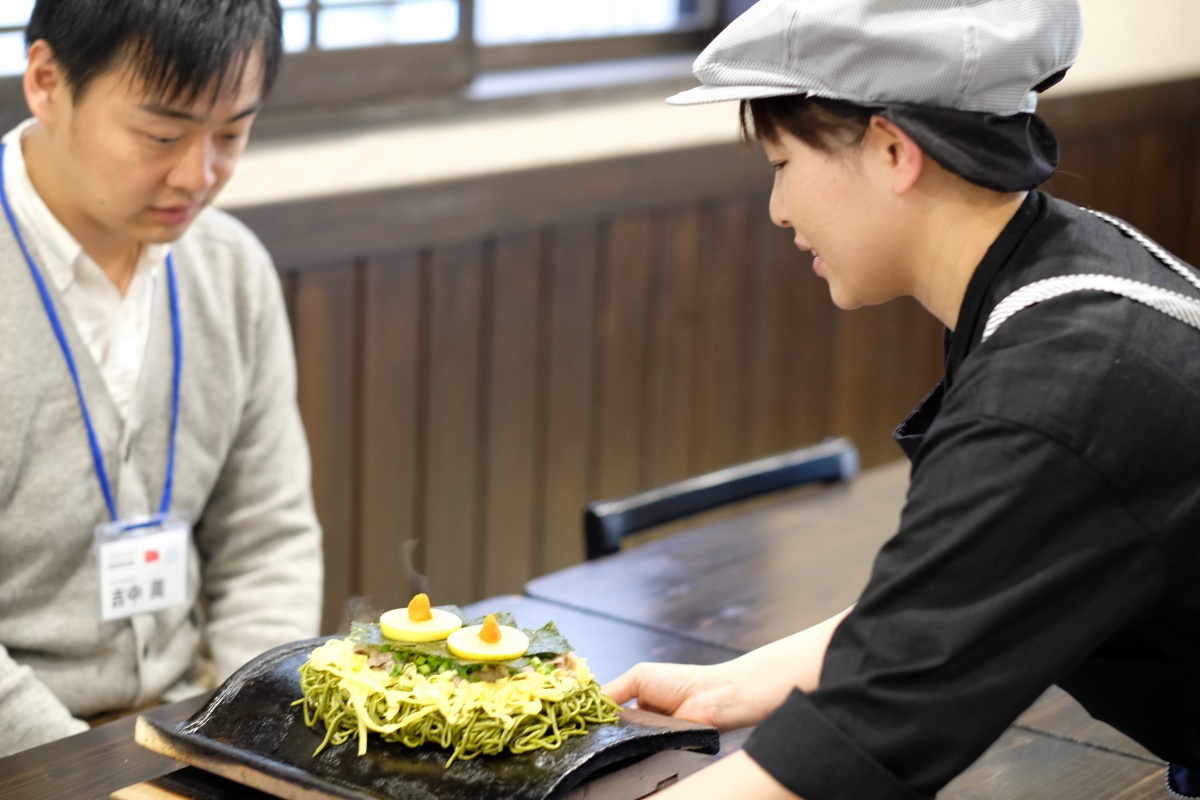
[95,515,192,622]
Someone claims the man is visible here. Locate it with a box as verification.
[606,1,1200,798]
[0,0,322,757]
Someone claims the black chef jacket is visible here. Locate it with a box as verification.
[744,191,1200,799]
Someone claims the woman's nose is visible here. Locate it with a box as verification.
[769,183,790,228]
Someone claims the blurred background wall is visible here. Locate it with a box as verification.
[200,0,1200,632]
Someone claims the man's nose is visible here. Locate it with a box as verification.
[169,138,219,194]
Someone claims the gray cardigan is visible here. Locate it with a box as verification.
[0,206,323,756]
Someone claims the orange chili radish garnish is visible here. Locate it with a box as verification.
[407,592,433,622]
[480,614,502,644]
[380,596,461,642]
[447,615,529,660]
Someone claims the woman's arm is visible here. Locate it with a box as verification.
[656,750,804,800]
[602,606,851,732]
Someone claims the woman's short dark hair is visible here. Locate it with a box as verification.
[26,0,283,104]
[740,95,873,151]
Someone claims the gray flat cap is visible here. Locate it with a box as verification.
[667,0,1083,115]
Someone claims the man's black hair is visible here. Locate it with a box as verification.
[26,0,283,104]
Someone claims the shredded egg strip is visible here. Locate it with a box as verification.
[306,639,596,755]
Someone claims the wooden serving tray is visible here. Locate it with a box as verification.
[131,637,719,800]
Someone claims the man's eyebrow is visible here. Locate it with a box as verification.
[139,101,262,124]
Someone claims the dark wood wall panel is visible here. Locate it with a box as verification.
[742,204,806,458]
[828,299,944,468]
[642,208,702,489]
[479,233,544,598]
[251,77,1200,630]
[234,143,770,270]
[780,242,838,450]
[421,243,486,604]
[292,267,359,631]
[358,252,422,612]
[690,200,753,475]
[1040,78,1200,266]
[592,215,656,502]
[536,222,599,575]
[1127,129,1194,258]
[1192,141,1200,266]
[1046,136,1130,219]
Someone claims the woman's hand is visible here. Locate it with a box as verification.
[603,661,769,732]
[603,606,854,732]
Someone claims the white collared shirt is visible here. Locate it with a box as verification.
[2,120,168,422]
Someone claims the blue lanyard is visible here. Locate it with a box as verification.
[0,142,182,524]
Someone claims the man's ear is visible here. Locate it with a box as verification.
[24,40,68,125]
[864,115,925,195]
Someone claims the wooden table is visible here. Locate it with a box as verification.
[0,466,1173,798]
[526,460,1172,798]
[0,596,739,800]
[527,460,912,651]
[0,692,209,800]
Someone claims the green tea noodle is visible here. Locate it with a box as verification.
[292,638,621,766]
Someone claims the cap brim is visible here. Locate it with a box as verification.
[665,83,808,106]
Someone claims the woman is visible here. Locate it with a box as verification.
[604,2,1200,798]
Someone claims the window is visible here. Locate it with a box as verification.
[0,1,33,77]
[0,0,733,128]
[281,0,460,51]
[271,0,723,90]
[274,0,719,51]
[477,0,717,46]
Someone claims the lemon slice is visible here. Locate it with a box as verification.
[379,605,463,642]
[447,617,530,661]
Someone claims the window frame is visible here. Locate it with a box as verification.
[477,30,712,73]
[0,0,730,135]
[270,0,477,108]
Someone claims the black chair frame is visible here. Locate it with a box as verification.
[583,437,859,560]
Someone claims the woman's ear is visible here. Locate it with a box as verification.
[24,40,67,126]
[864,115,925,195]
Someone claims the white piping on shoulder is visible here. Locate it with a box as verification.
[980,210,1200,342]
[981,273,1200,342]
[1085,209,1200,294]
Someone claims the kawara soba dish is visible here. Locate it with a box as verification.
[292,594,622,766]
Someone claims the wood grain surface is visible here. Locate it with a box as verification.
[0,694,206,800]
[526,459,911,650]
[0,590,1172,800]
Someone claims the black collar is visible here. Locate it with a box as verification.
[944,191,1044,387]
